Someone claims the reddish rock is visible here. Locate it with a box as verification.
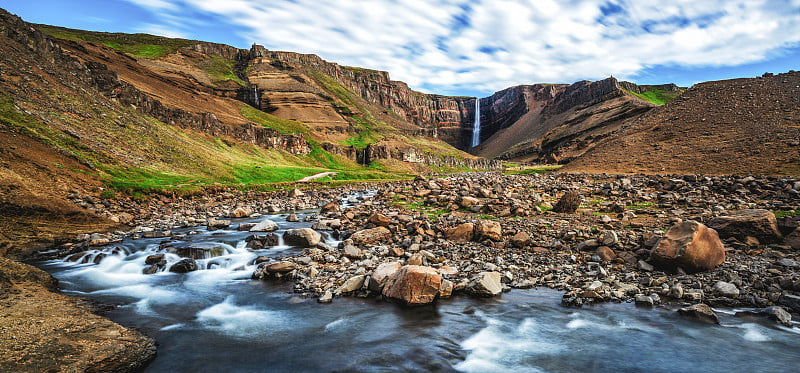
[708,209,782,244]
[510,231,532,248]
[368,213,391,227]
[445,223,474,242]
[350,226,392,246]
[649,221,725,273]
[381,265,442,305]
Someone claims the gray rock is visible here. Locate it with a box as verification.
[207,218,231,230]
[250,219,279,232]
[336,275,366,294]
[318,291,333,303]
[635,295,654,307]
[712,281,740,298]
[467,272,503,297]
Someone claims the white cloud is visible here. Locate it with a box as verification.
[129,0,800,94]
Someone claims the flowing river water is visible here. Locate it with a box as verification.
[35,194,800,372]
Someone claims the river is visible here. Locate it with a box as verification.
[35,196,800,372]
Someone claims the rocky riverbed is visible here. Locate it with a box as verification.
[48,172,800,329]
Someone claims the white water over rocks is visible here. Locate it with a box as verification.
[34,190,800,372]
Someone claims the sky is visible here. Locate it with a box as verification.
[4,0,800,97]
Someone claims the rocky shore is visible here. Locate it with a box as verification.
[48,172,800,329]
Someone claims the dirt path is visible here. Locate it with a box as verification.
[298,172,337,182]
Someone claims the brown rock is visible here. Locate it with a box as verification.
[445,223,474,242]
[510,231,532,248]
[596,246,616,261]
[351,226,392,246]
[474,220,502,241]
[381,265,442,305]
[321,201,340,213]
[388,246,405,257]
[460,196,480,208]
[649,221,725,273]
[553,191,581,213]
[368,213,391,227]
[265,261,296,273]
[407,253,424,266]
[708,209,782,244]
[232,207,250,218]
[785,229,800,250]
[677,303,720,324]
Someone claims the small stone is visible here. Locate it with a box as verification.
[318,291,333,303]
[635,295,654,307]
[678,303,720,324]
[337,275,366,293]
[712,281,740,298]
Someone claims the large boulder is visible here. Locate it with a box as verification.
[381,265,442,305]
[283,228,322,247]
[474,220,502,241]
[350,226,392,246]
[708,209,782,245]
[250,219,279,232]
[445,223,474,243]
[649,221,725,273]
[466,271,503,297]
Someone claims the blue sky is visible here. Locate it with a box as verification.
[4,0,800,97]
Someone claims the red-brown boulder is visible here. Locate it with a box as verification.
[381,265,442,305]
[649,221,725,273]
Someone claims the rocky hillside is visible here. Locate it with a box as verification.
[565,71,800,175]
[0,8,501,249]
[472,77,683,163]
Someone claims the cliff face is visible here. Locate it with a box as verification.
[473,77,658,162]
[249,45,476,147]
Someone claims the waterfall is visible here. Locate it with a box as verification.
[253,86,259,108]
[471,98,481,148]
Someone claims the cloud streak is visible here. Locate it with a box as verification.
[126,0,800,95]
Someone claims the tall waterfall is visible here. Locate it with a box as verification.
[471,98,481,148]
[253,86,259,108]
